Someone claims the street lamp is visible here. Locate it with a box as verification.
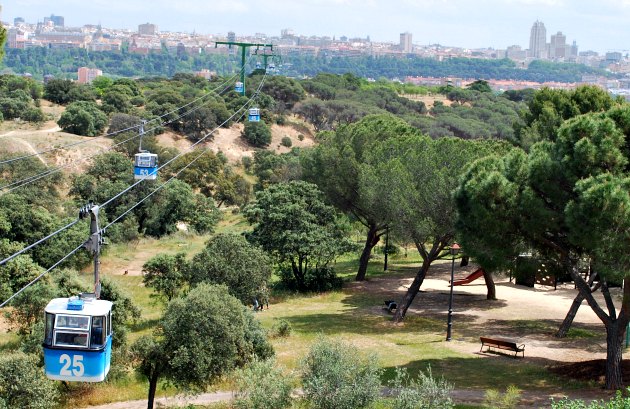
[446,243,461,341]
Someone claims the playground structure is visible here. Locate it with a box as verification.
[451,268,485,286]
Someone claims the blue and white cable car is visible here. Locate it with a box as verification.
[248,108,260,122]
[43,294,113,382]
[235,81,244,93]
[134,152,158,180]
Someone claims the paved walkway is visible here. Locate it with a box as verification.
[84,387,615,409]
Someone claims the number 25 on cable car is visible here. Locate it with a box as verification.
[43,297,113,382]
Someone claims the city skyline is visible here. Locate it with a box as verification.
[6,0,630,54]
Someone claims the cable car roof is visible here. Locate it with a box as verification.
[45,297,113,316]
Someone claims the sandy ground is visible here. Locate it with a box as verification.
[351,261,612,366]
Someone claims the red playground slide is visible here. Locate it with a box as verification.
[451,268,485,286]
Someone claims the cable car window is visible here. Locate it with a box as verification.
[45,313,55,346]
[54,331,89,348]
[136,155,154,167]
[91,316,105,348]
[107,311,112,336]
[56,314,90,330]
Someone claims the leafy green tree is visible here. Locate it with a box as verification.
[360,135,503,321]
[188,234,272,304]
[67,84,97,103]
[261,76,305,110]
[91,76,113,97]
[302,114,420,281]
[181,105,217,141]
[242,120,272,148]
[515,85,614,149]
[57,101,108,136]
[99,277,141,348]
[252,150,302,191]
[142,253,188,301]
[0,352,59,409]
[142,179,214,237]
[293,98,330,131]
[466,80,492,93]
[43,78,76,104]
[301,337,381,409]
[0,26,6,62]
[102,88,132,114]
[244,181,352,291]
[132,284,273,409]
[455,111,630,389]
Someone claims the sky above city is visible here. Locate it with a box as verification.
[6,0,630,53]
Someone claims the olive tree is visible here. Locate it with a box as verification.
[132,284,273,409]
[188,233,272,304]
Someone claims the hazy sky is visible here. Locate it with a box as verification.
[6,0,630,53]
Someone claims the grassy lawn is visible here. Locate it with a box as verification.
[0,217,588,407]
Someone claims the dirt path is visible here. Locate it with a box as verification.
[84,387,612,409]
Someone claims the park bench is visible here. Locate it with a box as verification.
[479,336,525,358]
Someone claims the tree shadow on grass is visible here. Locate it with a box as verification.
[129,317,160,333]
[381,355,586,391]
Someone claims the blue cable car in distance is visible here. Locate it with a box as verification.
[235,81,244,93]
[134,152,158,180]
[43,295,113,382]
[248,108,260,122]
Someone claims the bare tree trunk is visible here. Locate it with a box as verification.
[604,321,625,390]
[482,269,496,300]
[147,373,158,409]
[355,224,382,281]
[392,258,431,323]
[556,271,599,338]
[556,292,585,338]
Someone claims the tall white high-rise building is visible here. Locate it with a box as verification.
[400,32,412,53]
[529,21,547,59]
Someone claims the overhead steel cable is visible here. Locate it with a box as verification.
[0,75,268,309]
[0,62,251,167]
[0,242,85,308]
[0,219,82,266]
[0,66,250,194]
[100,71,268,211]
[0,74,254,264]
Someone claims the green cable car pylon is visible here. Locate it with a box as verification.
[215,41,274,96]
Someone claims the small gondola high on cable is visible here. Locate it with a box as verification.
[248,108,261,122]
[133,120,158,180]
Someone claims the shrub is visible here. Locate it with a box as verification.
[484,385,521,409]
[301,337,382,409]
[242,156,253,172]
[23,107,45,123]
[233,359,293,409]
[389,366,454,409]
[280,136,292,147]
[0,352,59,409]
[298,133,305,141]
[551,389,630,409]
[271,319,292,338]
[242,120,272,147]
